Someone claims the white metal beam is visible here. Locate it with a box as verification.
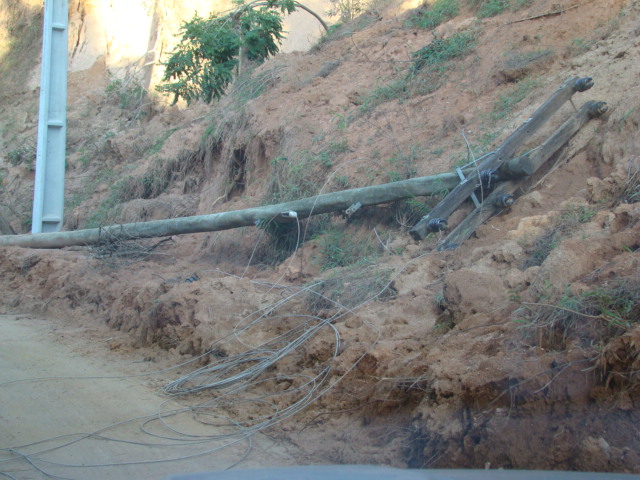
[32,0,68,233]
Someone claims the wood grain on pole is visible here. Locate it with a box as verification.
[0,171,461,248]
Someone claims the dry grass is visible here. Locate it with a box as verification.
[514,279,640,351]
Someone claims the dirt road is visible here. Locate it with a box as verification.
[0,314,297,480]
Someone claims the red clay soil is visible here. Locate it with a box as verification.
[1,0,640,474]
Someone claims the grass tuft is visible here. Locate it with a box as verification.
[411,32,477,72]
[407,0,460,29]
[355,31,477,117]
[514,280,640,351]
[317,227,380,271]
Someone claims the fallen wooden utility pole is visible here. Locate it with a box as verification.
[0,77,600,250]
[0,170,468,249]
[438,99,608,250]
[409,76,594,241]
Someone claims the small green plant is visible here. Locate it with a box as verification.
[333,175,350,189]
[7,141,36,170]
[448,129,499,167]
[521,229,559,269]
[229,63,285,109]
[254,216,303,263]
[479,0,509,18]
[408,0,459,29]
[78,151,91,168]
[357,78,408,115]
[513,0,534,9]
[105,76,147,110]
[318,227,379,270]
[411,31,477,72]
[85,183,124,228]
[384,148,419,182]
[394,198,431,230]
[312,9,379,51]
[266,156,319,203]
[565,36,593,57]
[266,140,350,203]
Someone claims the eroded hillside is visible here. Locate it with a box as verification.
[1,0,639,475]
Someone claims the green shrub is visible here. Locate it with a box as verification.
[157,0,299,104]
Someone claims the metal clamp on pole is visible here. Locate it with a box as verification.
[456,167,481,208]
[345,202,362,217]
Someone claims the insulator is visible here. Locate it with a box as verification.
[495,194,515,207]
[428,218,448,232]
[480,169,499,189]
[588,101,608,117]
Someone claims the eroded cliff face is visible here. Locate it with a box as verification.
[0,0,333,234]
[1,0,639,473]
[1,0,332,94]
